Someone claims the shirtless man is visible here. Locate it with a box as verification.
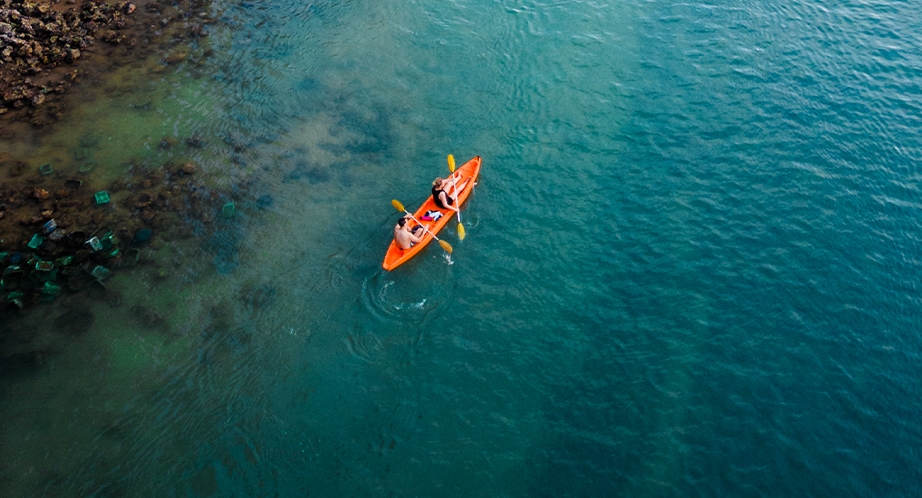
[394,216,425,249]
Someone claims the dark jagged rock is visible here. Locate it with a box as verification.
[0,0,217,128]
[0,0,139,116]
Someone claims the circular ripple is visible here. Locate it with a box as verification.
[360,260,456,326]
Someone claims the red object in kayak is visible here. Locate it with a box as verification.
[383,156,482,271]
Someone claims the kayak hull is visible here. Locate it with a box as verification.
[382,156,482,271]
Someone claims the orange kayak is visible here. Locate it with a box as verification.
[383,156,482,271]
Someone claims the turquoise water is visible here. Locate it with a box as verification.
[2,0,922,496]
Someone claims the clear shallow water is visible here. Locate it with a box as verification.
[2,0,922,496]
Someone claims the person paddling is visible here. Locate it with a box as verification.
[394,216,424,249]
[431,174,468,217]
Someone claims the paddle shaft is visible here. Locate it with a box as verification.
[402,210,443,241]
[446,154,462,222]
[446,156,465,234]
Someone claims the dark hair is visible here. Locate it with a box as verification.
[397,217,408,227]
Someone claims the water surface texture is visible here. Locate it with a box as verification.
[2,0,922,496]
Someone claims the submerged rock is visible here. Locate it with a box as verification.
[53,309,96,335]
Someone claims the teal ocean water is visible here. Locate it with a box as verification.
[2,0,921,496]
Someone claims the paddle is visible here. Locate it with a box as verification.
[391,199,453,254]
[447,154,466,240]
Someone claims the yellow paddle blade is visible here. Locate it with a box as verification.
[447,154,456,172]
[457,222,466,240]
[391,199,405,212]
[439,239,453,253]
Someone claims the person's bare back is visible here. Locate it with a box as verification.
[394,216,424,249]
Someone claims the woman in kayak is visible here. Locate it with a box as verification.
[394,216,424,249]
[432,174,468,215]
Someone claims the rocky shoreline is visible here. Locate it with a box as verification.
[0,0,232,313]
[0,0,213,131]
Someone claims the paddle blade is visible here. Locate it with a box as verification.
[439,239,453,254]
[391,199,405,212]
[457,222,466,240]
[447,154,456,172]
